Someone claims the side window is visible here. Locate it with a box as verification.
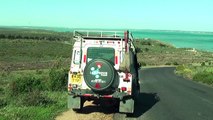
[73,50,80,64]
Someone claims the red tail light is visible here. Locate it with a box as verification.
[83,55,86,63]
[103,95,113,98]
[121,87,127,91]
[83,94,92,97]
[115,56,118,64]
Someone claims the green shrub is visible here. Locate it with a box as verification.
[183,68,193,78]
[0,92,67,120]
[135,48,142,53]
[8,75,45,96]
[140,40,152,45]
[145,48,149,52]
[165,62,171,65]
[36,69,43,74]
[48,68,68,91]
[175,65,193,78]
[0,98,7,108]
[173,62,179,65]
[5,74,54,107]
[201,62,205,66]
[193,72,213,85]
[22,90,53,106]
[140,61,147,66]
[176,65,186,72]
[0,87,4,93]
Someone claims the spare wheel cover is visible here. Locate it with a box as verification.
[83,59,115,91]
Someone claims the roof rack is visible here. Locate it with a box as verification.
[73,30,135,53]
[73,30,134,41]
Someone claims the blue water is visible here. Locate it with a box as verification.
[54,28,213,52]
[131,30,213,52]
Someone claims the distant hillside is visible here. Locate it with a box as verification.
[0,27,73,41]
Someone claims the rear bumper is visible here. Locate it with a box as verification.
[69,89,131,100]
[68,93,135,113]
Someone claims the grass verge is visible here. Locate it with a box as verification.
[0,91,67,120]
[0,64,68,120]
[175,65,213,86]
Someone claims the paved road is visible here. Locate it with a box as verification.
[113,67,213,120]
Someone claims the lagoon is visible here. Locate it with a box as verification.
[132,30,213,52]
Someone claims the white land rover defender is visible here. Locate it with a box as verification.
[68,30,140,113]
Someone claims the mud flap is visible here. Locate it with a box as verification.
[119,98,134,113]
[68,96,81,109]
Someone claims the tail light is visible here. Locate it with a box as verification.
[121,87,127,91]
[115,56,118,64]
[103,95,113,98]
[83,55,86,63]
[83,94,92,97]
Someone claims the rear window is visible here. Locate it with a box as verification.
[87,47,115,63]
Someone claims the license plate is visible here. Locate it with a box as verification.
[71,74,82,83]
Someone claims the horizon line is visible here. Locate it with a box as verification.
[0,25,213,33]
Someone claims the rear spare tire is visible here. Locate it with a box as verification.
[83,59,116,91]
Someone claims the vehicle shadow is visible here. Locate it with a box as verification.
[75,101,118,114]
[75,92,159,116]
[127,92,160,118]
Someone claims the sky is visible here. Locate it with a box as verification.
[0,0,213,31]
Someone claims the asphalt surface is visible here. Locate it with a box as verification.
[113,67,213,120]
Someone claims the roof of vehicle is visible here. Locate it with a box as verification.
[73,30,134,42]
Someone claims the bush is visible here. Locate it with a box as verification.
[176,65,186,72]
[140,61,147,66]
[173,62,179,65]
[5,74,54,107]
[193,72,213,85]
[165,62,171,65]
[0,99,7,108]
[48,68,68,91]
[140,40,152,45]
[183,68,193,78]
[201,62,205,66]
[22,90,53,106]
[175,65,193,78]
[8,75,45,96]
[135,48,142,53]
[145,48,149,52]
